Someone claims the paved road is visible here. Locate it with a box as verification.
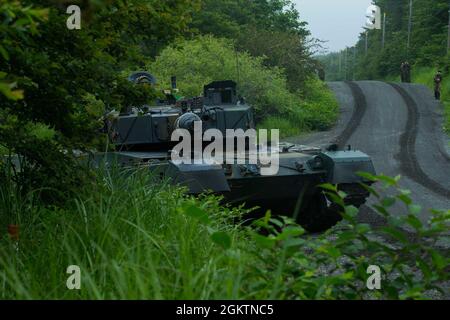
[289,81,450,222]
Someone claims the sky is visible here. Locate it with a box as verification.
[294,0,373,53]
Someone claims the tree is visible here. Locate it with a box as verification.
[190,0,317,89]
[0,0,199,202]
[319,0,450,80]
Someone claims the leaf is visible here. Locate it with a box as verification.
[360,183,380,198]
[344,205,359,218]
[355,223,371,235]
[397,193,412,205]
[377,174,399,186]
[283,237,305,248]
[276,226,304,240]
[211,231,231,250]
[336,231,356,244]
[319,183,337,192]
[405,214,422,230]
[416,258,432,281]
[356,171,377,182]
[182,204,210,224]
[408,205,422,216]
[251,233,276,249]
[381,197,396,208]
[0,45,9,61]
[430,250,447,271]
[0,83,23,101]
[373,204,390,217]
[381,226,408,243]
[269,218,284,228]
[318,245,341,259]
[324,191,344,208]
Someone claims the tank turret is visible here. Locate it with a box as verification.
[108,76,253,150]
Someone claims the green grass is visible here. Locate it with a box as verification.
[257,115,305,138]
[0,167,255,299]
[0,166,448,299]
[412,67,450,134]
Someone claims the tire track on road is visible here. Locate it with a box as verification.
[389,83,450,199]
[334,81,368,148]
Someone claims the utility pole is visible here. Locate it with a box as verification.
[353,47,357,81]
[407,0,413,57]
[365,31,368,55]
[338,51,342,79]
[447,3,450,54]
[344,48,348,80]
[382,12,386,49]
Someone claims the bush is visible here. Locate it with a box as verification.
[150,36,338,136]
[149,36,299,119]
[412,66,450,134]
[258,79,339,137]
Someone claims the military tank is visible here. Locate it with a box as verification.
[97,72,376,232]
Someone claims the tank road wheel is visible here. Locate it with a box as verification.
[297,191,343,233]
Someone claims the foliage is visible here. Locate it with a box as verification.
[150,36,337,136]
[258,79,339,137]
[236,26,319,91]
[150,36,298,118]
[0,168,448,299]
[0,0,199,202]
[412,66,450,134]
[190,0,319,90]
[191,0,309,38]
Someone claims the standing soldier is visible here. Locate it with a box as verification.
[434,70,443,100]
[400,62,405,82]
[404,61,411,83]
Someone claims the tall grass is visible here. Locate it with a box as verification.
[257,115,305,138]
[0,167,257,299]
[0,166,448,299]
[258,80,339,138]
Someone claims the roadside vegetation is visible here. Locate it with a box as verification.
[150,36,338,138]
[412,67,450,134]
[1,167,448,299]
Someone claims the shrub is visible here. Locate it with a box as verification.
[150,36,338,136]
[412,66,450,134]
[149,36,300,119]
